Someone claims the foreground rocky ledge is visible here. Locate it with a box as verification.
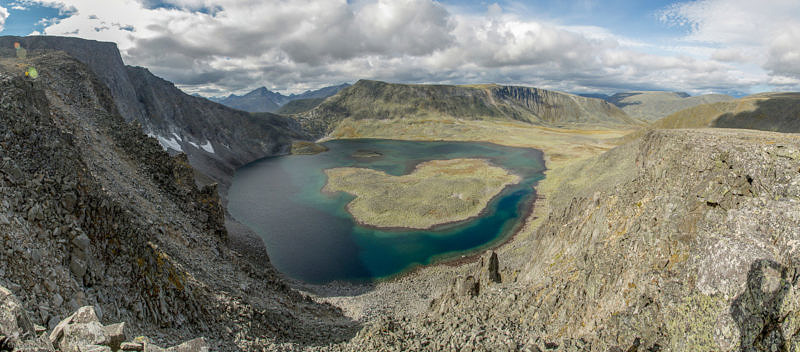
[0,285,207,351]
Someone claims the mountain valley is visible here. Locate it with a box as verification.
[0,34,799,352]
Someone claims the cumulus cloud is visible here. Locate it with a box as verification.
[662,0,800,79]
[0,5,9,32]
[20,0,800,95]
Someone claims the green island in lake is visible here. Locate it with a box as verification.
[324,158,520,229]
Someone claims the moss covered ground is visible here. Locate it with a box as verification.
[324,158,520,229]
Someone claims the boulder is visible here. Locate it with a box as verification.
[167,337,209,352]
[72,306,99,325]
[50,306,108,351]
[71,234,91,252]
[69,256,88,277]
[59,321,108,351]
[0,286,54,351]
[0,286,34,342]
[120,341,143,351]
[102,322,125,351]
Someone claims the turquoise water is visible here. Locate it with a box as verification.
[227,139,545,284]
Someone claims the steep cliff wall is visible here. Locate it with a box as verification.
[0,35,307,196]
[490,85,636,125]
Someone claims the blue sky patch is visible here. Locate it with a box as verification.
[1,1,71,36]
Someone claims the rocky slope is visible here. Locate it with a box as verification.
[123,65,306,196]
[0,51,356,350]
[1,291,208,352]
[297,80,643,138]
[0,35,307,196]
[276,98,326,115]
[653,92,800,132]
[606,91,734,121]
[212,84,350,113]
[309,128,800,351]
[616,92,800,145]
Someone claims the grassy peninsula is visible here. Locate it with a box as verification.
[324,158,520,229]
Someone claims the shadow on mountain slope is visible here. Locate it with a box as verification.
[713,93,800,133]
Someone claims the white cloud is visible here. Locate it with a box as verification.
[0,5,9,32]
[662,0,800,79]
[20,0,800,96]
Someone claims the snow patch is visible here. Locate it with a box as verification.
[171,132,183,141]
[187,141,199,148]
[156,135,183,152]
[200,140,215,154]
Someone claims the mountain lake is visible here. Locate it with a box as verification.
[228,139,545,284]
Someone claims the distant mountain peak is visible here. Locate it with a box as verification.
[213,83,350,113]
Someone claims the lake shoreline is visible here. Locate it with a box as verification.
[228,138,545,284]
[284,181,545,300]
[370,179,543,284]
[320,157,523,232]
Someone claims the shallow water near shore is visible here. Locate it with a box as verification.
[228,139,545,284]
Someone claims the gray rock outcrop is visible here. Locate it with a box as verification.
[0,50,357,350]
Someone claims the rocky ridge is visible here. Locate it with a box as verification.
[0,35,307,198]
[606,91,734,121]
[211,84,350,113]
[0,51,357,350]
[297,80,643,138]
[653,92,800,133]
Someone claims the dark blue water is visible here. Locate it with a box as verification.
[228,139,545,284]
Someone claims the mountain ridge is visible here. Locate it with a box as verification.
[607,91,735,121]
[297,79,644,138]
[0,50,357,350]
[210,83,351,113]
[0,35,308,199]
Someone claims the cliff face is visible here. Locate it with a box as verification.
[489,85,636,125]
[123,66,306,196]
[0,35,143,123]
[0,51,356,350]
[0,35,307,196]
[298,80,642,138]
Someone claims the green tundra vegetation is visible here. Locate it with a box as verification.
[324,158,520,229]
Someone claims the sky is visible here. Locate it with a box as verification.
[0,0,799,97]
